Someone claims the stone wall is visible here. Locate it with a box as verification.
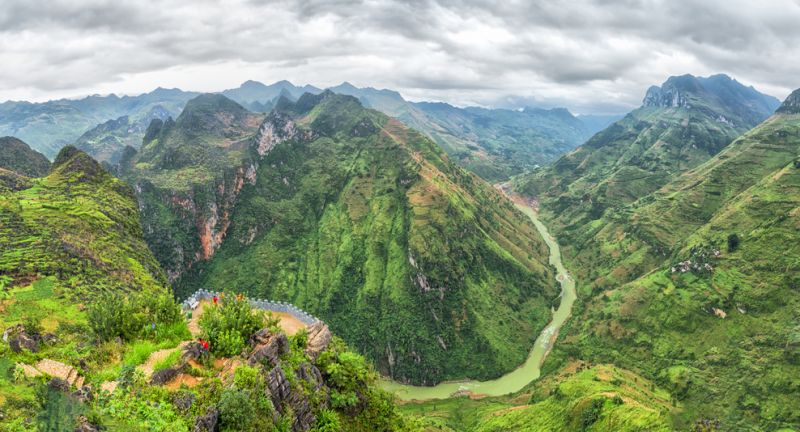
[182,290,320,326]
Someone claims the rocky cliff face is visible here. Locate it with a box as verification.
[127,99,307,281]
[134,161,258,280]
[777,88,800,114]
[642,75,706,108]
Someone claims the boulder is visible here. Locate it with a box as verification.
[48,378,71,392]
[193,406,219,432]
[71,386,93,403]
[9,332,39,353]
[172,391,196,413]
[182,341,204,362]
[150,366,181,385]
[266,366,292,409]
[296,362,324,391]
[36,359,84,388]
[2,324,24,342]
[305,322,332,360]
[266,364,317,432]
[74,415,99,432]
[248,330,289,367]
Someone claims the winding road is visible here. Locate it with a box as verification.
[380,201,576,401]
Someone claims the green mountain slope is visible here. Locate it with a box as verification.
[539,90,800,430]
[327,83,592,181]
[120,94,267,281]
[516,74,779,207]
[401,363,675,432]
[0,136,51,177]
[0,147,419,431]
[126,91,558,385]
[0,146,167,295]
[408,103,590,181]
[188,92,559,384]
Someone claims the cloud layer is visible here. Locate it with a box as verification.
[1,0,799,113]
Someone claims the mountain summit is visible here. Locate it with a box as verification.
[777,88,800,114]
[643,74,780,124]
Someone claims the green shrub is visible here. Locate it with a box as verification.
[318,349,373,409]
[218,389,255,431]
[233,365,259,390]
[215,329,246,357]
[198,293,264,357]
[313,409,342,431]
[579,398,605,430]
[87,290,183,342]
[727,233,740,252]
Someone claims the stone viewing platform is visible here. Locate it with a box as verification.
[181,290,320,326]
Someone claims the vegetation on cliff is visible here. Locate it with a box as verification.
[0,137,51,178]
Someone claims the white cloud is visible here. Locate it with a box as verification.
[0,0,798,114]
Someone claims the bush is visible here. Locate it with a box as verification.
[727,233,740,252]
[199,293,264,357]
[318,349,373,409]
[87,290,183,341]
[215,329,246,357]
[218,389,255,431]
[579,398,605,430]
[233,365,259,390]
[313,409,342,432]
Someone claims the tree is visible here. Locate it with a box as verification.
[727,233,740,252]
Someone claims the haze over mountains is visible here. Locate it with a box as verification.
[1,80,617,181]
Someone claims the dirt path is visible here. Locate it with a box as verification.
[138,341,189,379]
[272,312,307,335]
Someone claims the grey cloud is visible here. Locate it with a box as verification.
[0,0,798,114]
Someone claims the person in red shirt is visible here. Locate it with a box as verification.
[212,296,218,305]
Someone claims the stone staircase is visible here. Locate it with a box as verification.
[35,359,85,388]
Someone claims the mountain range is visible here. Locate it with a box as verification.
[2,80,617,181]
[1,71,797,431]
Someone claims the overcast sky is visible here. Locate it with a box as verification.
[1,0,799,114]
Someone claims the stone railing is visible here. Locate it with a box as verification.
[182,290,320,326]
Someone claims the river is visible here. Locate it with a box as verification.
[380,204,576,401]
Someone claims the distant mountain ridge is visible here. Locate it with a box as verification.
[0,89,197,158]
[2,80,612,180]
[514,73,780,226]
[643,74,780,125]
[73,105,172,164]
